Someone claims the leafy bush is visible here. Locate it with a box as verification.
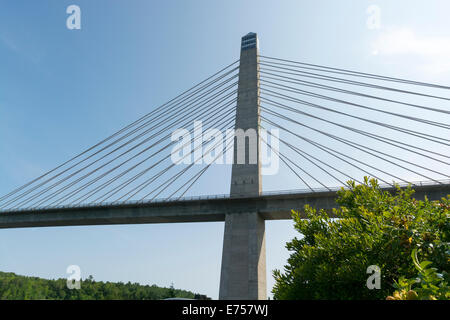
[387,249,449,300]
[272,177,449,300]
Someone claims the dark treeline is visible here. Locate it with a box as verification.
[0,271,210,300]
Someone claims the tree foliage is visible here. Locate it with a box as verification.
[0,272,209,300]
[272,177,449,300]
[388,249,449,300]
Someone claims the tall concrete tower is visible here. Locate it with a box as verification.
[219,33,266,300]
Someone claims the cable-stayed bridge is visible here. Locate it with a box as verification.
[1,33,449,299]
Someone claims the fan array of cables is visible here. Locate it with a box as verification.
[1,55,449,213]
[258,55,450,193]
[0,61,240,212]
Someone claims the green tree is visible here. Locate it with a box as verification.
[0,272,204,300]
[167,282,176,298]
[272,177,449,300]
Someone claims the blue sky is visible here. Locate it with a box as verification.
[0,0,449,299]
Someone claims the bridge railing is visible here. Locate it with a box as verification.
[1,179,449,214]
[260,179,450,197]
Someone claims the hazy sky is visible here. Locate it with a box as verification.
[0,0,449,299]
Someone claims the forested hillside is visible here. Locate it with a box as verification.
[0,271,209,300]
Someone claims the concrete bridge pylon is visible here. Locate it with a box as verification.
[219,32,266,300]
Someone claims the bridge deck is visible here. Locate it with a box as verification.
[0,183,448,229]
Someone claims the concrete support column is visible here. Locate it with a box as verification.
[219,33,266,300]
[219,212,266,300]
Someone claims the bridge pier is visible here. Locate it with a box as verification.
[219,212,266,300]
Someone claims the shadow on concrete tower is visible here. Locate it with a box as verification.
[219,32,266,300]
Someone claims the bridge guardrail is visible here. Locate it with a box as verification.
[1,179,449,214]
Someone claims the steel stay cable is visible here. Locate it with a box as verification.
[146,133,235,202]
[97,107,237,204]
[260,96,450,164]
[260,58,447,89]
[40,89,238,207]
[261,88,450,145]
[12,94,237,210]
[124,117,236,202]
[259,70,450,115]
[38,97,237,208]
[280,154,331,192]
[261,108,441,184]
[261,116,399,186]
[71,100,237,205]
[263,101,450,179]
[259,62,450,101]
[172,165,212,201]
[259,124,353,187]
[260,102,450,178]
[71,103,237,205]
[261,120,386,184]
[172,166,212,200]
[144,164,197,201]
[277,138,356,187]
[12,91,237,210]
[259,55,450,90]
[0,60,239,204]
[1,73,239,209]
[259,134,314,191]
[96,107,236,204]
[78,117,235,205]
[261,87,450,144]
[262,121,392,185]
[11,85,238,210]
[260,78,450,129]
[261,108,427,184]
[130,121,234,203]
[35,107,235,208]
[170,139,236,201]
